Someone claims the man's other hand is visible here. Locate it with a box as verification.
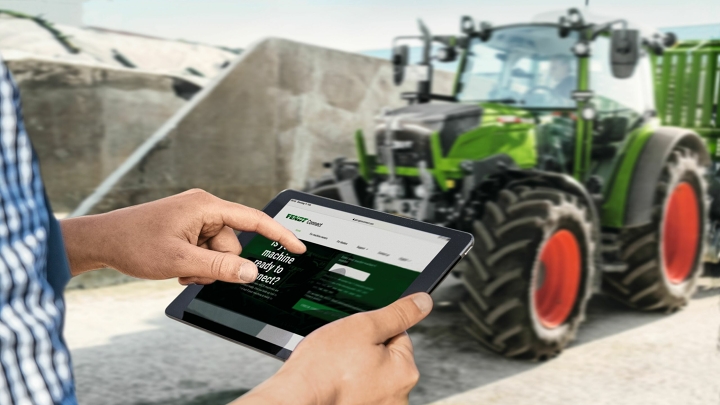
[60,189,306,284]
[238,293,433,405]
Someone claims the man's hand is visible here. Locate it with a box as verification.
[237,293,433,405]
[60,189,306,284]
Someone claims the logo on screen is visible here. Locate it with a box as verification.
[287,214,309,222]
[287,213,323,227]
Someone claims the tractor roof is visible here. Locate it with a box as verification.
[484,25,577,57]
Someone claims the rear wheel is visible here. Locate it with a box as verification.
[460,185,595,360]
[603,147,707,311]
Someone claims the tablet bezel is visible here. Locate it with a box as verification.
[166,189,474,361]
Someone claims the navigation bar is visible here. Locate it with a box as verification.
[288,199,450,244]
[274,201,448,272]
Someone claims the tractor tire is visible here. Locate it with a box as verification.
[460,185,596,360]
[603,147,707,311]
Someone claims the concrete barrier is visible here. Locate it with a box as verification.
[83,37,455,213]
[8,58,193,213]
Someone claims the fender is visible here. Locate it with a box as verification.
[622,127,710,227]
[502,169,602,240]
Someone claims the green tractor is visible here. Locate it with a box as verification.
[306,9,717,360]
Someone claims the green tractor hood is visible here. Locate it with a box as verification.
[357,102,537,190]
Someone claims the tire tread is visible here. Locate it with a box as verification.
[461,184,595,360]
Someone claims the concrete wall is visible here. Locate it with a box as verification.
[89,37,455,213]
[7,58,190,212]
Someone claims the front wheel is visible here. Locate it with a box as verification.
[460,185,596,360]
[603,147,707,311]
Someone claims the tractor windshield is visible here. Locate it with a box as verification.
[456,25,579,108]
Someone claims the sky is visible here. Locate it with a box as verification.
[31,0,720,52]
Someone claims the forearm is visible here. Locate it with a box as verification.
[60,214,113,276]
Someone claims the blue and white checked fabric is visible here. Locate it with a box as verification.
[0,57,77,404]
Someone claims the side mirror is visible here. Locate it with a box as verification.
[610,29,640,79]
[392,45,409,85]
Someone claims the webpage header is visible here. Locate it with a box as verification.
[273,200,448,272]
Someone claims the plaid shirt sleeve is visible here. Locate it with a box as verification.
[0,56,77,404]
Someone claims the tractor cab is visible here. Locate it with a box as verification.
[454,21,657,176]
[455,20,656,113]
[456,24,580,109]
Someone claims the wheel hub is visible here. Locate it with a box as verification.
[662,182,700,284]
[533,230,582,329]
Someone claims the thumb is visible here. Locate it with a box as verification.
[175,244,258,283]
[363,293,433,343]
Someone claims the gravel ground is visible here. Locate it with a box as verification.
[64,275,720,405]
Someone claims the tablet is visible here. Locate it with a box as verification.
[166,189,473,360]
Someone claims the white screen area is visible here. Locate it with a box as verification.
[276,199,449,272]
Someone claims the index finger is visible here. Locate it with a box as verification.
[215,199,306,254]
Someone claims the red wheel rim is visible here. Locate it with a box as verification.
[533,230,582,329]
[662,182,700,284]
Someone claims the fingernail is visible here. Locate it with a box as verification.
[238,262,258,282]
[412,294,433,314]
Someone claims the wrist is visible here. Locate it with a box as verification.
[60,213,114,276]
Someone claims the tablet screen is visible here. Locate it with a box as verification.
[183,198,450,354]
